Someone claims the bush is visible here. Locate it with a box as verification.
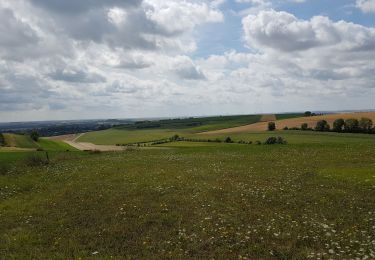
[264,136,287,145]
[0,164,10,175]
[332,118,345,132]
[344,118,359,133]
[24,153,49,166]
[255,141,262,145]
[268,122,276,131]
[225,137,233,143]
[301,123,308,131]
[283,126,289,130]
[0,133,4,146]
[315,120,330,132]
[30,130,40,142]
[359,117,373,133]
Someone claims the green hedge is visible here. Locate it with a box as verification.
[0,133,4,146]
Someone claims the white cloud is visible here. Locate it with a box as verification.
[242,10,375,52]
[0,1,374,121]
[356,0,375,13]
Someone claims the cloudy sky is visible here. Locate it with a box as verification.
[1,0,375,122]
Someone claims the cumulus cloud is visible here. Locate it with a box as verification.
[0,1,374,121]
[242,10,375,52]
[173,56,206,80]
[356,0,375,13]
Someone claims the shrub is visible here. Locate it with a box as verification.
[225,137,233,143]
[268,122,276,131]
[301,123,308,131]
[0,164,10,175]
[0,133,4,146]
[283,126,289,130]
[359,117,373,133]
[315,120,330,132]
[332,118,345,132]
[24,153,49,166]
[344,118,359,133]
[264,136,287,145]
[30,130,40,142]
[255,141,262,145]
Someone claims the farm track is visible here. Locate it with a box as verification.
[50,133,124,151]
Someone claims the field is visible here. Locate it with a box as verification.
[203,112,375,134]
[2,133,38,149]
[1,113,375,259]
[77,129,183,145]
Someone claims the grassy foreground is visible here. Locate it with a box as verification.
[1,141,374,259]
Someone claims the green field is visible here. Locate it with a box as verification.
[1,139,374,258]
[0,134,76,153]
[1,119,375,258]
[77,128,183,145]
[2,133,38,148]
[38,138,78,151]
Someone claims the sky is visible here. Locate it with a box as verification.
[0,0,375,122]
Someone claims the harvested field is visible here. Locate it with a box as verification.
[259,114,276,122]
[200,112,375,134]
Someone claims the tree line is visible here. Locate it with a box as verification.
[269,117,374,134]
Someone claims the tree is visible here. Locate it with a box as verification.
[304,111,312,117]
[359,117,373,132]
[344,118,359,133]
[301,123,308,131]
[315,120,330,132]
[268,122,276,131]
[332,118,345,132]
[30,130,39,142]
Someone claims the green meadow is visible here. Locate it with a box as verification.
[1,115,375,259]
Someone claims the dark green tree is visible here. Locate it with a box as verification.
[268,122,276,131]
[344,118,359,133]
[30,130,39,142]
[315,120,330,132]
[359,117,373,132]
[304,111,312,117]
[332,118,345,132]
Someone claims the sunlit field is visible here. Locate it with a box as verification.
[1,132,374,259]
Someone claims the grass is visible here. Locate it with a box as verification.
[0,142,374,258]
[276,113,305,120]
[79,128,375,146]
[77,128,183,145]
[200,130,375,144]
[116,114,262,131]
[3,133,38,148]
[38,138,78,151]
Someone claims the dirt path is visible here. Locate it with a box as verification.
[64,141,125,152]
[49,133,123,152]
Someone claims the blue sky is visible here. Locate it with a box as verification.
[0,0,374,121]
[194,0,375,58]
